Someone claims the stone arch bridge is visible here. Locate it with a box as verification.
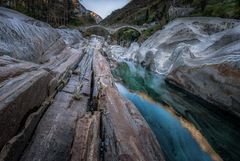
[79,24,150,37]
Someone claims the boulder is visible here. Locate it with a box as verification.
[163,19,240,118]
[166,55,240,118]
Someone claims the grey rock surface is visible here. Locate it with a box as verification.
[137,17,240,74]
[0,7,84,64]
[0,7,61,63]
[108,17,240,118]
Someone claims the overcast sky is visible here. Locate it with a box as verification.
[81,0,129,18]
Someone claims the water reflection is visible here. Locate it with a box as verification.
[116,83,218,161]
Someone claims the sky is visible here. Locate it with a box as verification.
[81,0,130,18]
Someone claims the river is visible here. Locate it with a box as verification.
[113,62,240,161]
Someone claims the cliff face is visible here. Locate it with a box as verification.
[0,0,102,27]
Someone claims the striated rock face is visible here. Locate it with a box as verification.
[166,55,240,118]
[0,7,165,160]
[135,17,240,74]
[108,17,240,119]
[106,42,140,63]
[0,44,85,161]
[0,7,86,64]
[0,56,53,150]
[0,7,64,63]
[162,19,240,118]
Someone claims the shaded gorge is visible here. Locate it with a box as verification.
[112,62,240,161]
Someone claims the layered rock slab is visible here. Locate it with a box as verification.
[71,112,101,161]
[20,91,89,161]
[0,45,85,161]
[93,51,165,161]
[0,56,52,150]
[20,53,92,161]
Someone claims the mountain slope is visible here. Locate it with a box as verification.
[102,0,240,26]
[0,0,102,27]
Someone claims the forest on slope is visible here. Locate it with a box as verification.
[102,0,240,40]
[103,0,240,25]
[0,0,101,27]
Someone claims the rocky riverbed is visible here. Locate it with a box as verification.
[0,8,165,161]
[107,17,240,122]
[0,6,240,161]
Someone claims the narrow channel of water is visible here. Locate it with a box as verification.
[116,83,215,161]
[112,62,240,161]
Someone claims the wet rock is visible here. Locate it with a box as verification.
[112,17,240,118]
[160,19,240,118]
[106,42,140,64]
[140,50,155,69]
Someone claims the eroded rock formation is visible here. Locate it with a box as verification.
[0,7,165,161]
[107,17,240,121]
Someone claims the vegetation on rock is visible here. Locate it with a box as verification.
[102,0,240,40]
[114,28,141,46]
[103,0,240,26]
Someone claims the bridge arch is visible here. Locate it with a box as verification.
[112,27,142,46]
[83,25,110,39]
[80,25,143,46]
[112,26,142,35]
